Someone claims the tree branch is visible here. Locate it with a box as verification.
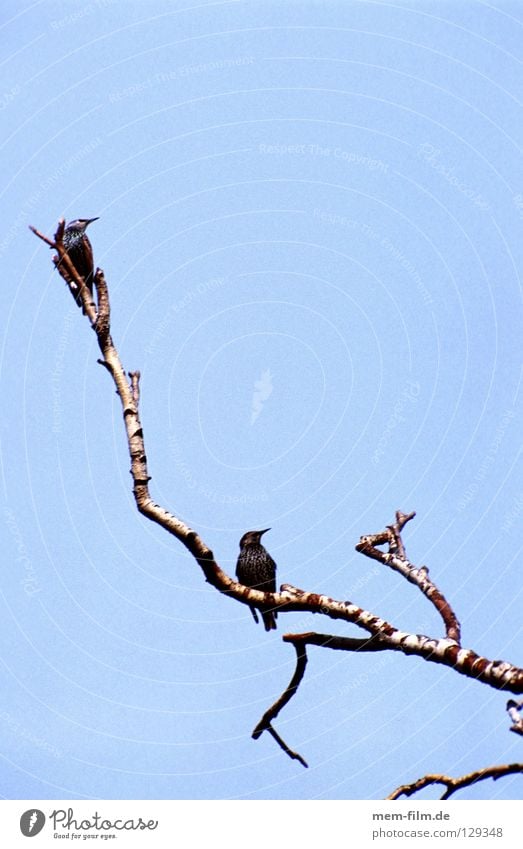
[31,219,523,773]
[250,631,389,763]
[356,510,461,643]
[252,641,309,768]
[275,584,522,693]
[387,763,523,800]
[507,700,523,736]
[283,631,390,652]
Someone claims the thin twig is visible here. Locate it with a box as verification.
[29,224,55,248]
[252,631,389,764]
[252,641,308,767]
[266,726,308,768]
[388,509,416,558]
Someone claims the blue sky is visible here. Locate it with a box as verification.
[1,0,522,800]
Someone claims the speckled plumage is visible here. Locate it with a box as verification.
[236,529,278,631]
[62,218,98,311]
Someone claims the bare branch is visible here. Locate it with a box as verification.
[129,370,141,405]
[387,763,523,800]
[30,219,523,770]
[252,640,308,768]
[29,224,56,248]
[283,631,389,652]
[94,269,110,341]
[389,509,416,558]
[266,725,308,769]
[277,584,522,693]
[251,631,387,756]
[507,700,523,736]
[31,225,522,698]
[356,511,461,643]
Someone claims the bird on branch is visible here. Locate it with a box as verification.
[236,528,278,631]
[61,217,99,312]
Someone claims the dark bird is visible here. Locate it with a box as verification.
[236,528,278,631]
[62,217,98,311]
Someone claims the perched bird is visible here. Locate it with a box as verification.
[61,217,98,311]
[236,528,278,631]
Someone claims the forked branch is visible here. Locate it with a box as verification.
[252,641,309,768]
[356,510,461,643]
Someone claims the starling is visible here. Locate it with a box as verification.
[236,528,278,631]
[61,217,98,311]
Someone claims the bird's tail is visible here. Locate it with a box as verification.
[262,609,277,631]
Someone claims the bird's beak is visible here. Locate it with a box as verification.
[86,217,99,224]
[259,528,271,536]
